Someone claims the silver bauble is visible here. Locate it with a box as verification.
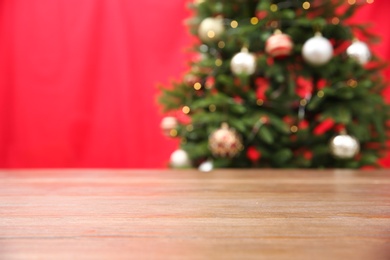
[347,40,371,65]
[230,48,257,76]
[330,134,360,159]
[198,17,224,43]
[302,33,333,66]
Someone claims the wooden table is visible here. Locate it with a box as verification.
[1,169,390,259]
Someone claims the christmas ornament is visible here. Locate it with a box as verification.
[209,123,243,157]
[302,33,333,66]
[170,149,191,168]
[329,134,360,159]
[230,47,257,76]
[346,39,371,65]
[160,116,178,137]
[265,30,294,58]
[198,160,214,172]
[198,17,224,43]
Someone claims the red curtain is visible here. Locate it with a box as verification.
[0,0,389,168]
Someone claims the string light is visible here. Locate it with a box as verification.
[215,59,223,66]
[300,99,308,106]
[230,20,238,28]
[193,82,202,90]
[186,125,194,132]
[170,129,178,137]
[270,21,279,28]
[250,17,259,25]
[218,41,225,49]
[302,2,310,10]
[347,79,358,88]
[209,104,216,112]
[270,4,278,12]
[182,106,191,114]
[194,0,204,5]
[317,91,324,98]
[367,0,374,3]
[256,99,264,106]
[331,17,340,25]
[291,126,298,133]
[207,30,216,39]
[348,0,356,5]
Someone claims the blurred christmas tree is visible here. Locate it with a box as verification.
[158,0,390,169]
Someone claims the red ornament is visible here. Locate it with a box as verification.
[265,31,294,58]
[283,115,295,125]
[255,77,270,101]
[313,118,335,135]
[247,146,261,162]
[233,96,244,104]
[256,10,268,19]
[296,76,313,99]
[174,110,192,125]
[298,120,309,130]
[303,150,313,160]
[334,124,346,133]
[205,76,215,89]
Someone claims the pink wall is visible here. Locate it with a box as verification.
[0,0,389,168]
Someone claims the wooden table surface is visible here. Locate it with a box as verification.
[1,169,390,259]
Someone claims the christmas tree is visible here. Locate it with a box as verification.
[159,0,390,169]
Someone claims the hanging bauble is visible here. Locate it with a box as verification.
[209,123,243,157]
[329,134,360,159]
[346,40,371,65]
[160,116,178,137]
[265,30,294,58]
[198,160,214,172]
[302,33,333,66]
[170,149,191,168]
[230,47,257,76]
[198,17,224,43]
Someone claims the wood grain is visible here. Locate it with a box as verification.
[1,169,390,259]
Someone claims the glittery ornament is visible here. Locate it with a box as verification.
[209,123,243,157]
[330,134,360,159]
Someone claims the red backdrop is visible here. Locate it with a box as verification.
[0,0,389,168]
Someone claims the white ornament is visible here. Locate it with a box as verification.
[230,48,257,76]
[330,134,360,159]
[160,116,178,136]
[347,40,371,65]
[170,149,191,168]
[198,160,214,172]
[302,33,333,66]
[198,17,224,43]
